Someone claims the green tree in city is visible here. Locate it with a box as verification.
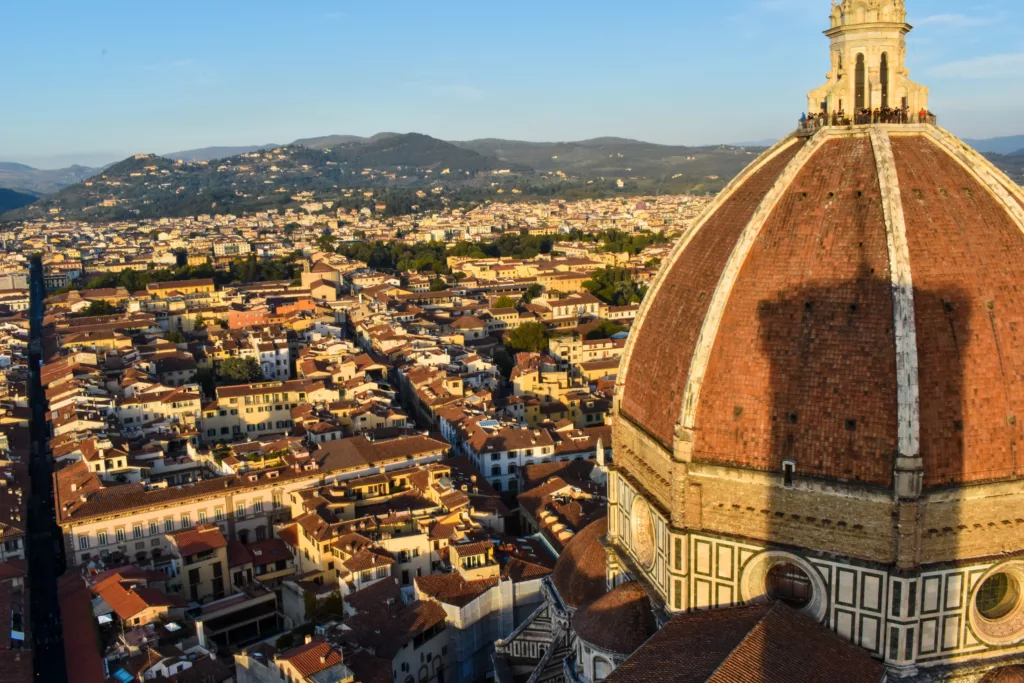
[585,320,627,340]
[303,591,345,625]
[166,331,185,344]
[315,233,337,253]
[194,368,217,397]
[84,300,117,316]
[494,295,516,309]
[582,267,647,306]
[522,283,543,303]
[219,357,264,385]
[429,278,448,291]
[504,321,550,354]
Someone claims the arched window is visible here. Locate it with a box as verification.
[855,54,866,109]
[880,53,889,108]
[594,657,613,681]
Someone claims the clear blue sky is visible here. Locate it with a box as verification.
[3,0,1022,168]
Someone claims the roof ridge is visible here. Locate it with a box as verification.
[703,603,778,683]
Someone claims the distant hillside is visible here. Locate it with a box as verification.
[0,162,99,195]
[454,137,764,182]
[164,145,279,162]
[12,129,1017,224]
[965,135,1024,155]
[986,150,1024,185]
[4,134,541,222]
[294,135,369,149]
[294,133,399,150]
[333,133,524,173]
[0,188,39,214]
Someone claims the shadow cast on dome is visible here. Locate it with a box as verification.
[752,275,972,671]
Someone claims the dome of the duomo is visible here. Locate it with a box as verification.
[604,0,1024,679]
[618,127,1024,489]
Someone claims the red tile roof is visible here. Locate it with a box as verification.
[603,603,886,683]
[169,524,227,556]
[415,572,498,607]
[57,574,107,683]
[97,581,175,621]
[279,638,343,678]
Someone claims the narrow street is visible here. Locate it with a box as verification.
[27,256,68,682]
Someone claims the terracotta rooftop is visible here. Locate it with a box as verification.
[169,524,227,556]
[278,638,343,678]
[603,602,886,683]
[59,576,107,683]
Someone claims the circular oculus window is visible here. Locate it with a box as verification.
[739,551,828,622]
[969,562,1024,647]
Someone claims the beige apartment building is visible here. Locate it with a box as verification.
[147,278,217,300]
[55,435,450,568]
[116,387,203,431]
[167,524,230,603]
[200,379,339,443]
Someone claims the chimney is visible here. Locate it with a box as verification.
[304,634,313,645]
[320,655,327,664]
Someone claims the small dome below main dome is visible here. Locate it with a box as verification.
[552,517,608,609]
[571,582,657,655]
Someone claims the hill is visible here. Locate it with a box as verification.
[0,188,39,214]
[164,145,279,162]
[332,133,524,173]
[3,135,541,222]
[0,162,99,195]
[294,133,399,150]
[965,135,1024,155]
[9,130,1019,224]
[986,150,1024,185]
[454,137,764,182]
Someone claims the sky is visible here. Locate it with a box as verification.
[2,0,1022,168]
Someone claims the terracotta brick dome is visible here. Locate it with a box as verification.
[571,581,657,655]
[617,126,1024,489]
